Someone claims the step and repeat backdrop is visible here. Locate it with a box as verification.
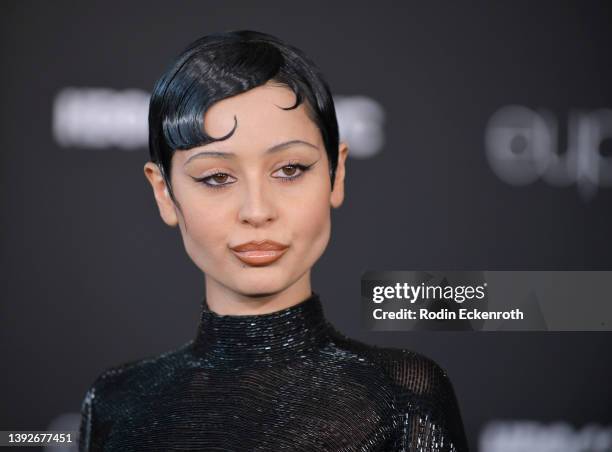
[1,1,611,451]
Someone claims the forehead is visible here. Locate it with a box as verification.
[188,82,321,158]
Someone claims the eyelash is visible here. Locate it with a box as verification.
[194,162,314,190]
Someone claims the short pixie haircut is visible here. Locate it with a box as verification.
[148,29,340,205]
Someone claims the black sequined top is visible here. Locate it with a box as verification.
[78,292,468,451]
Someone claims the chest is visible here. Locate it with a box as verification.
[101,360,402,451]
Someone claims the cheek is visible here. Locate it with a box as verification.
[179,199,230,267]
[288,183,331,251]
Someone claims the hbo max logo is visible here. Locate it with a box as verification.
[485,105,612,200]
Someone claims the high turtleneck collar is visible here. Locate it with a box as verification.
[190,291,332,366]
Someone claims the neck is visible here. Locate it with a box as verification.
[191,291,332,366]
[203,273,313,315]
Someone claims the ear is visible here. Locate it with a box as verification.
[330,141,349,209]
[143,162,179,227]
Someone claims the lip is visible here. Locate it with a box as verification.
[229,240,289,266]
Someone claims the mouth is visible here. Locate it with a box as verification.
[229,240,289,267]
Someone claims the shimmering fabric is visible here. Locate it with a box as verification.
[78,292,468,451]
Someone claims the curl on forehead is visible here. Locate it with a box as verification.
[199,82,321,146]
[148,30,340,192]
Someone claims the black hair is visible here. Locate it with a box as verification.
[148,30,340,207]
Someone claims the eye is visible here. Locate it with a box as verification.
[196,172,237,189]
[193,162,315,190]
[272,163,312,182]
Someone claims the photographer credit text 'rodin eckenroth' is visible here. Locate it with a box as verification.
[362,271,612,331]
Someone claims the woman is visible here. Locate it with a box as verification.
[78,30,468,452]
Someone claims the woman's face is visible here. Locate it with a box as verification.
[144,82,348,310]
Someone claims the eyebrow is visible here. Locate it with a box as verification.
[183,139,319,166]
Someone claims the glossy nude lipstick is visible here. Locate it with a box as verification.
[230,240,289,266]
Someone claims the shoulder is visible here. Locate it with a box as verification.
[326,326,454,399]
[81,341,192,408]
[78,342,192,449]
[325,327,469,451]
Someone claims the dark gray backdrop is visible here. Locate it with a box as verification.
[1,1,611,450]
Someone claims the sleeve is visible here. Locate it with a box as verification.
[386,351,469,452]
[77,359,148,451]
[78,368,117,452]
[78,385,96,452]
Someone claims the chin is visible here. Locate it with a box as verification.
[232,273,290,297]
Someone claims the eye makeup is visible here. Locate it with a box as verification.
[191,160,318,190]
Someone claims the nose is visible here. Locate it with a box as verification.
[237,177,277,227]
